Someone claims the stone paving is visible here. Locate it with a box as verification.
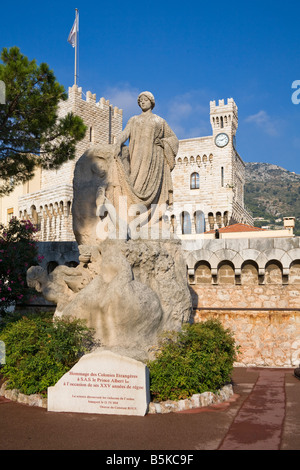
[0,367,299,451]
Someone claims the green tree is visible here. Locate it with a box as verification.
[0,46,86,195]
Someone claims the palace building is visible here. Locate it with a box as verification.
[170,97,253,236]
[0,86,252,239]
[1,87,299,369]
[0,85,123,241]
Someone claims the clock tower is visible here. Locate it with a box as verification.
[208,98,246,217]
[210,98,238,150]
[164,96,253,235]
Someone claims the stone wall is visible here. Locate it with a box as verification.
[184,236,300,367]
[191,284,300,367]
[191,284,300,310]
[37,241,79,273]
[32,235,300,368]
[193,309,300,368]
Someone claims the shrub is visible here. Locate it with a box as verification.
[0,313,98,395]
[0,217,41,315]
[148,319,238,402]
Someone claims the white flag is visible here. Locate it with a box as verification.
[68,14,79,47]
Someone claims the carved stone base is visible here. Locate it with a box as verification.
[28,239,192,362]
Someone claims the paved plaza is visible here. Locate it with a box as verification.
[1,367,299,451]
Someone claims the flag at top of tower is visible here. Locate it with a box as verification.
[67,11,79,47]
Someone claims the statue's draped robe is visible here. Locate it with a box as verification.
[107,112,178,228]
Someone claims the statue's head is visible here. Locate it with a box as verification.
[137,91,155,110]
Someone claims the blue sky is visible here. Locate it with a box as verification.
[1,0,300,173]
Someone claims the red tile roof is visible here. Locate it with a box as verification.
[205,223,267,234]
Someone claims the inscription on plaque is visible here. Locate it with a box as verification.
[48,350,150,416]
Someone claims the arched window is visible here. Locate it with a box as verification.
[241,261,259,285]
[218,261,235,285]
[208,212,214,230]
[67,201,71,217]
[30,205,38,225]
[194,211,205,234]
[265,261,282,285]
[181,211,191,234]
[289,261,300,284]
[216,211,222,228]
[223,211,229,226]
[195,261,212,284]
[190,172,199,189]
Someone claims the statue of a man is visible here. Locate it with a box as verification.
[108,91,179,232]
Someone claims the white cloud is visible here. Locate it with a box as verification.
[245,110,281,137]
[164,91,211,139]
[168,100,193,121]
[101,85,213,139]
[102,84,140,123]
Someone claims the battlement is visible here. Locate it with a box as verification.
[41,84,124,191]
[210,98,238,115]
[210,98,238,133]
[67,84,123,116]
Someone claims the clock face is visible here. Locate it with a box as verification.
[215,133,229,148]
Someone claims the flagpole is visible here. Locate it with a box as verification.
[74,8,78,85]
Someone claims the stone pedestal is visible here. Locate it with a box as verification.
[28,238,192,362]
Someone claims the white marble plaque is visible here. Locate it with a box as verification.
[47,350,150,416]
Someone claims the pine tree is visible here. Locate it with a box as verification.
[0,46,87,195]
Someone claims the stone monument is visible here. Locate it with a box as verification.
[27,91,192,414]
[73,91,179,242]
[48,350,150,416]
[28,90,192,361]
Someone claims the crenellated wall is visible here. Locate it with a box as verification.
[41,85,122,190]
[182,236,300,367]
[183,236,300,281]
